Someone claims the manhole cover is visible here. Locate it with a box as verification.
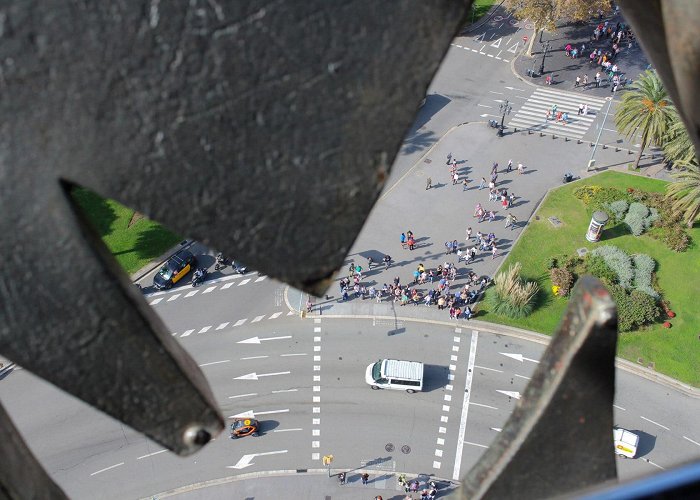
[385,443,395,452]
[548,216,562,227]
[424,158,432,164]
[401,445,411,454]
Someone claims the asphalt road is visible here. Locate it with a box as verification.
[0,11,694,500]
[2,312,699,499]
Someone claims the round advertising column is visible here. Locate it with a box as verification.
[586,211,609,242]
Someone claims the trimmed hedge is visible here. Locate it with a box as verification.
[624,202,659,236]
[606,199,629,223]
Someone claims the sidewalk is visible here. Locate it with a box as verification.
[155,470,458,500]
[513,9,650,96]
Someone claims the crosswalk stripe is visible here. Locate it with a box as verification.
[269,312,283,319]
[238,279,251,286]
[202,286,216,294]
[216,322,230,330]
[180,329,194,338]
[167,294,181,302]
[251,315,265,323]
[234,319,247,327]
[198,326,212,333]
[534,87,607,106]
[171,332,178,336]
[287,311,295,315]
[150,298,163,305]
[221,282,234,289]
[255,276,266,283]
[185,291,198,298]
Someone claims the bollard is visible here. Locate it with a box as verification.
[540,132,544,137]
[552,135,557,139]
[577,139,582,144]
[565,137,569,142]
[528,129,532,134]
[602,144,607,149]
[615,147,620,152]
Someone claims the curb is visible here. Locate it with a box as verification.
[460,1,506,35]
[145,468,457,499]
[130,239,194,283]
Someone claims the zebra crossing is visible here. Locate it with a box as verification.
[507,87,609,140]
[147,274,267,305]
[173,310,296,338]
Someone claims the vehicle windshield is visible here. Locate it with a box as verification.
[371,361,382,381]
[158,265,174,280]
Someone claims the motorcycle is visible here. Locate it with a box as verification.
[231,261,248,275]
[191,267,208,287]
[214,252,229,271]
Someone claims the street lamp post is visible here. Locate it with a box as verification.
[497,99,512,137]
[539,41,550,75]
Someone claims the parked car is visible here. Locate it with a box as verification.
[153,249,196,290]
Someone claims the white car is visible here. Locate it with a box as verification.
[613,427,639,458]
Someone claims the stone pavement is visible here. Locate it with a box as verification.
[513,7,651,95]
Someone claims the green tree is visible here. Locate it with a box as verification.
[615,70,676,169]
[662,110,698,165]
[504,0,610,56]
[666,160,700,228]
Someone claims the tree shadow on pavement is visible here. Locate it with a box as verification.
[400,129,438,156]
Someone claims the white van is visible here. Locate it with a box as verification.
[365,359,424,393]
[613,427,639,458]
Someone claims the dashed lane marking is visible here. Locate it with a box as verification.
[137,450,167,460]
[149,298,163,305]
[238,278,251,286]
[475,365,503,373]
[216,322,230,330]
[198,360,230,367]
[198,326,212,333]
[180,329,194,338]
[640,416,670,431]
[269,312,283,319]
[185,291,198,298]
[683,436,700,448]
[464,441,489,449]
[251,315,265,323]
[202,286,216,294]
[222,282,234,289]
[255,276,266,283]
[471,402,499,410]
[167,294,181,301]
[234,319,247,327]
[228,393,258,399]
[90,463,124,476]
[614,404,626,411]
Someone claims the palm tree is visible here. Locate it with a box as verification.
[662,110,698,165]
[666,160,700,228]
[615,70,676,169]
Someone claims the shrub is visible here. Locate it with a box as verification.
[574,185,603,205]
[632,254,657,297]
[592,245,634,288]
[489,263,540,318]
[585,255,618,285]
[546,256,558,269]
[663,321,672,328]
[664,225,690,252]
[549,267,574,296]
[606,200,629,222]
[608,285,661,332]
[624,202,651,236]
[589,187,631,213]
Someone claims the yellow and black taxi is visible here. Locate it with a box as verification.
[230,418,260,439]
[153,249,197,290]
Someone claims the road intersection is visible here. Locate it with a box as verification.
[0,7,694,500]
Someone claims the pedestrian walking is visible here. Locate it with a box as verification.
[462,178,469,191]
[582,104,588,115]
[338,472,346,485]
[492,245,498,259]
[452,172,459,185]
[575,75,580,87]
[491,162,498,176]
[445,153,452,165]
[479,177,486,190]
[466,226,472,241]
[507,159,513,172]
[362,473,369,485]
[517,163,525,175]
[400,232,406,249]
[583,74,588,87]
[578,103,584,115]
[545,75,552,85]
[505,212,518,229]
[611,82,618,94]
[426,177,432,190]
[595,72,601,88]
[408,235,415,251]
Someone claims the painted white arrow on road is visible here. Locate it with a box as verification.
[230,408,290,419]
[237,335,292,344]
[497,390,521,400]
[504,86,525,91]
[500,352,540,364]
[227,450,288,470]
[234,371,290,380]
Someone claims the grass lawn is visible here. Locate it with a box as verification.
[71,188,183,275]
[478,171,700,387]
[470,0,497,24]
